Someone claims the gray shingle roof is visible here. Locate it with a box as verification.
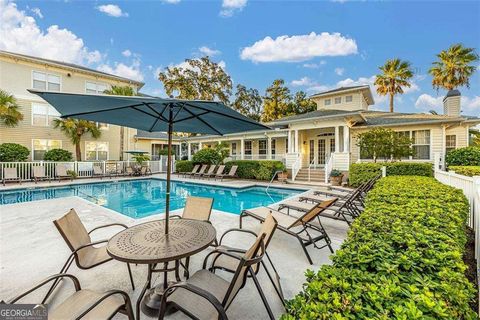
[359,111,477,126]
[310,85,369,97]
[135,130,176,140]
[270,109,362,123]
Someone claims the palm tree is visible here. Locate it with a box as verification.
[103,86,136,160]
[429,44,478,91]
[374,58,414,113]
[53,118,101,161]
[0,89,24,127]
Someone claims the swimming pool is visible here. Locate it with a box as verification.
[0,179,304,218]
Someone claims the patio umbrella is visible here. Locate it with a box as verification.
[28,90,270,234]
[124,150,149,154]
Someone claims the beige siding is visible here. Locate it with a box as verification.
[312,92,366,111]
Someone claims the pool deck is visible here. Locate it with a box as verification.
[0,176,349,319]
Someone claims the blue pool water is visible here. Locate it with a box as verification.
[0,179,304,218]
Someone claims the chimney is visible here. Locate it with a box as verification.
[443,90,461,116]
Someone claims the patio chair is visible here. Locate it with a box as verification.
[240,198,338,264]
[42,209,135,304]
[55,164,72,182]
[2,167,21,186]
[93,165,106,179]
[106,163,118,178]
[200,165,217,179]
[116,163,126,176]
[215,165,238,181]
[204,165,225,180]
[140,165,151,176]
[7,273,134,320]
[32,166,50,184]
[193,164,208,178]
[182,164,200,178]
[126,166,134,176]
[158,233,275,320]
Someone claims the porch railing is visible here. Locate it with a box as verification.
[0,157,174,182]
[227,154,286,163]
[291,155,302,182]
[324,153,334,184]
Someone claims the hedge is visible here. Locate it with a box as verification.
[349,162,433,187]
[225,160,285,180]
[43,148,73,161]
[0,143,29,162]
[449,166,480,177]
[283,176,477,319]
[446,146,480,166]
[175,160,194,173]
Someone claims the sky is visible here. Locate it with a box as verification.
[1,0,479,115]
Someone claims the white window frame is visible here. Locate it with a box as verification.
[244,141,252,155]
[345,95,353,102]
[324,99,331,106]
[85,141,109,161]
[85,81,109,94]
[32,70,62,91]
[231,142,237,155]
[96,122,110,130]
[31,139,63,161]
[446,135,456,153]
[31,103,61,127]
[271,139,276,155]
[334,97,341,104]
[258,139,267,159]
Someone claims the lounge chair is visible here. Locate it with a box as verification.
[2,167,21,186]
[200,165,217,179]
[126,166,134,176]
[204,165,225,180]
[215,165,238,181]
[193,164,208,178]
[115,163,126,176]
[158,233,275,320]
[92,165,105,179]
[240,198,338,264]
[55,164,72,182]
[32,166,50,184]
[140,165,151,176]
[182,164,200,178]
[105,163,117,178]
[8,273,134,319]
[42,209,135,304]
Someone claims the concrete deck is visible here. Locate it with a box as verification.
[0,178,349,319]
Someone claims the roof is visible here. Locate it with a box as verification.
[135,130,180,140]
[310,85,368,97]
[0,50,144,88]
[309,85,374,105]
[269,109,362,124]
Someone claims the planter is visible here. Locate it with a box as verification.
[278,172,288,183]
[330,175,343,186]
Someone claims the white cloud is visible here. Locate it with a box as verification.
[303,60,327,69]
[169,59,226,72]
[198,46,221,57]
[291,77,314,87]
[240,32,358,63]
[162,0,180,3]
[96,4,128,17]
[29,7,43,18]
[122,49,132,57]
[334,67,345,76]
[220,0,247,17]
[462,96,480,113]
[0,0,101,65]
[415,94,443,112]
[98,58,144,82]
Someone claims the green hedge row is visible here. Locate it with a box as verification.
[175,160,194,173]
[283,176,476,319]
[446,146,480,166]
[225,160,285,180]
[349,162,433,187]
[449,166,480,177]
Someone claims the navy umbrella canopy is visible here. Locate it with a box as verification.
[28,90,270,233]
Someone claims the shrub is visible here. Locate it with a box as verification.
[225,160,285,180]
[43,148,73,161]
[157,149,169,156]
[349,162,433,187]
[0,143,29,162]
[283,176,477,319]
[449,165,480,177]
[176,160,194,173]
[192,148,223,165]
[446,146,480,166]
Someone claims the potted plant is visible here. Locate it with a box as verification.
[330,169,343,186]
[277,170,288,183]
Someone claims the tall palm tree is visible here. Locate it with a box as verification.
[103,86,136,160]
[53,118,101,161]
[429,44,478,91]
[374,58,414,113]
[0,89,24,127]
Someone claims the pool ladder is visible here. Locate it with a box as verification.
[266,171,284,192]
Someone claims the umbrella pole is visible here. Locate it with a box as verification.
[165,106,173,235]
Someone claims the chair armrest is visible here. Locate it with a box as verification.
[218,228,257,246]
[161,282,228,320]
[75,289,132,319]
[70,240,109,256]
[169,215,182,219]
[8,274,81,303]
[202,247,244,269]
[88,223,128,235]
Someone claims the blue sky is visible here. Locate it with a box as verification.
[1,0,479,114]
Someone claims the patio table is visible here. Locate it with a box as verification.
[107,219,217,319]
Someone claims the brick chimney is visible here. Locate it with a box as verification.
[443,90,461,116]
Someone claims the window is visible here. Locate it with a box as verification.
[32,103,61,126]
[85,141,109,160]
[412,130,430,159]
[86,81,108,94]
[330,139,336,153]
[33,71,61,91]
[335,97,341,104]
[231,142,237,155]
[396,131,411,160]
[324,99,331,106]
[96,122,109,130]
[244,141,252,159]
[259,139,267,159]
[309,140,314,163]
[271,139,276,156]
[32,139,62,160]
[346,95,353,102]
[446,135,456,153]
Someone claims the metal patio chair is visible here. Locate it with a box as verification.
[182,164,200,178]
[200,164,217,179]
[93,165,106,179]
[32,166,50,184]
[55,164,72,182]
[2,167,21,186]
[215,165,238,181]
[193,164,208,178]
[204,165,225,180]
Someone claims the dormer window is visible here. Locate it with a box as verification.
[335,97,341,104]
[324,99,331,106]
[346,95,353,102]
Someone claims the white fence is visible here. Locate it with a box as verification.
[0,157,174,181]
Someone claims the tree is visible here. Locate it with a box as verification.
[53,119,101,161]
[0,89,23,127]
[262,79,292,122]
[356,127,413,162]
[0,143,29,161]
[469,128,480,146]
[158,56,233,105]
[288,91,317,115]
[232,84,263,121]
[374,58,414,113]
[103,85,136,160]
[429,44,479,91]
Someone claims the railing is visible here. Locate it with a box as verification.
[266,170,284,191]
[324,153,334,184]
[291,155,302,182]
[307,159,315,182]
[228,154,286,163]
[0,157,174,182]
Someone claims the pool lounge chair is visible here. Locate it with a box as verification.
[158,233,275,320]
[2,167,21,186]
[204,165,225,180]
[193,164,208,178]
[240,198,338,264]
[55,164,72,182]
[8,273,134,320]
[32,166,50,184]
[92,165,106,179]
[215,165,238,181]
[200,165,217,179]
[182,164,200,178]
[140,165,151,176]
[42,209,135,304]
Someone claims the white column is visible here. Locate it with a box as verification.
[240,138,245,160]
[187,143,191,160]
[334,126,340,152]
[343,126,349,153]
[287,130,292,153]
[267,136,272,160]
[294,130,299,154]
[199,142,203,150]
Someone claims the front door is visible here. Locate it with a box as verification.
[317,139,326,165]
